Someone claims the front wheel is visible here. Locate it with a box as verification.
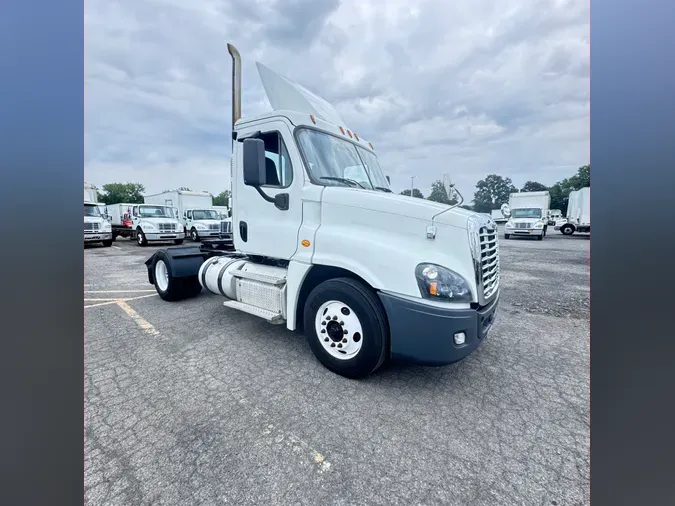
[136,228,148,246]
[190,228,200,242]
[102,240,113,247]
[303,277,388,379]
[561,224,575,235]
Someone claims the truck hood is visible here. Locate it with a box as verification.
[193,219,221,226]
[508,216,544,223]
[321,187,476,229]
[84,216,105,224]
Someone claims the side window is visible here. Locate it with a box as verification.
[187,211,192,219]
[258,131,293,188]
[132,206,138,217]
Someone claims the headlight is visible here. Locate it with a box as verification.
[505,221,513,228]
[415,263,472,302]
[144,222,156,229]
[102,222,111,231]
[535,222,544,229]
[195,224,207,230]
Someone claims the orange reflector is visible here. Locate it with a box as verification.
[347,130,353,138]
[369,142,374,150]
[354,133,359,141]
[301,239,311,247]
[339,126,345,135]
[429,282,438,296]
[309,114,316,124]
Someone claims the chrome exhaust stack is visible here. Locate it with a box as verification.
[227,43,242,133]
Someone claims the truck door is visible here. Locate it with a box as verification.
[234,120,303,260]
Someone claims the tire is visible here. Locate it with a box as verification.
[303,277,388,379]
[190,228,200,242]
[102,240,113,247]
[152,253,202,301]
[561,224,575,235]
[173,239,184,245]
[504,234,510,239]
[137,228,148,246]
[537,234,543,241]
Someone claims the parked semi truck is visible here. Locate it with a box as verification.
[108,203,183,246]
[503,191,551,240]
[143,43,500,378]
[555,187,590,235]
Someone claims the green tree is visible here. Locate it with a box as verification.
[549,165,590,213]
[521,181,549,192]
[400,188,425,199]
[427,180,458,205]
[213,190,231,207]
[98,183,145,204]
[472,174,517,213]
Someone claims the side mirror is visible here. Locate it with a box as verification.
[500,203,511,218]
[243,138,267,187]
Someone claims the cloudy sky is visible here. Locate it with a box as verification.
[85,0,589,202]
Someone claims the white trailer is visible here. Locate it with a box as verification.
[555,187,590,235]
[84,182,98,203]
[143,43,500,378]
[503,191,551,240]
[144,190,223,241]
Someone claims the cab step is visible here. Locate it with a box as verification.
[223,300,284,324]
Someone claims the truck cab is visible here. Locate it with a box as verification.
[183,208,222,242]
[130,204,184,247]
[84,202,113,247]
[144,44,501,378]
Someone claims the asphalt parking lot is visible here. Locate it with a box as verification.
[85,226,590,506]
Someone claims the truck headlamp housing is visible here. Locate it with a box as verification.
[415,263,472,303]
[505,221,514,228]
[195,224,207,230]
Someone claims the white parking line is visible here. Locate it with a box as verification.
[85,290,156,294]
[112,246,122,250]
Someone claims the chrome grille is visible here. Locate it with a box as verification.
[84,222,99,232]
[515,222,533,229]
[479,226,500,299]
[220,220,232,235]
[158,223,174,232]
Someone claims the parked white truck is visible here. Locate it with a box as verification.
[144,190,223,242]
[503,191,551,240]
[491,209,507,224]
[143,44,500,378]
[84,201,113,247]
[555,187,590,235]
[108,202,183,246]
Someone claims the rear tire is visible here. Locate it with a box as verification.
[153,253,202,301]
[303,277,388,379]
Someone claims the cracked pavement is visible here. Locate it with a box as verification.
[85,227,590,506]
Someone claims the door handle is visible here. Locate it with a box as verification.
[239,221,248,242]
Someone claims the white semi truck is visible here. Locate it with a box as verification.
[503,191,551,240]
[144,190,223,242]
[108,203,183,246]
[555,187,590,235]
[143,44,501,378]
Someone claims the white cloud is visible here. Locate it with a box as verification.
[85,0,589,201]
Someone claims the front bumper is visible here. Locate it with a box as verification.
[506,227,544,236]
[197,230,221,237]
[84,232,112,243]
[378,291,499,366]
[145,232,181,241]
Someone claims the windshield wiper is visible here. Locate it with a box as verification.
[374,186,392,193]
[320,177,365,189]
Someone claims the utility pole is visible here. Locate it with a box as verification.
[410,176,415,197]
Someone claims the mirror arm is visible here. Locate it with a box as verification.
[253,185,276,204]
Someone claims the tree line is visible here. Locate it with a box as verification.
[95,164,588,215]
[402,164,590,214]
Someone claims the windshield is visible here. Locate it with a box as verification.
[297,129,390,191]
[192,210,220,220]
[511,208,542,219]
[138,205,173,218]
[84,204,101,217]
